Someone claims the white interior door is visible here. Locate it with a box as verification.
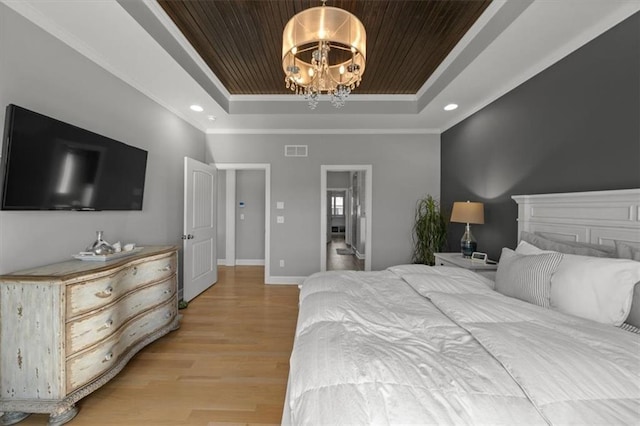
[183,157,217,302]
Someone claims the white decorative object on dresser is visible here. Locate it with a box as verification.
[0,246,179,426]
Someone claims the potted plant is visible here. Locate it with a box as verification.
[412,195,447,265]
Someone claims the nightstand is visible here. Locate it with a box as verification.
[434,252,498,280]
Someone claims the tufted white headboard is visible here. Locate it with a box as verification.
[512,189,640,247]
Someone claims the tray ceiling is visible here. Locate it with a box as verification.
[5,0,638,131]
[157,0,491,96]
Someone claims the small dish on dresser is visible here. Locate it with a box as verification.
[72,247,143,261]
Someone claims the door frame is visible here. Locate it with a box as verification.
[320,165,372,272]
[215,163,271,283]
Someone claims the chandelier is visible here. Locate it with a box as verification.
[282,1,366,109]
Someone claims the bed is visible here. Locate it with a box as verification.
[283,189,640,425]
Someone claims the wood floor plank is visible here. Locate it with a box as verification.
[15,266,299,425]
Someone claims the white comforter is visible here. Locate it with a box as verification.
[283,265,640,425]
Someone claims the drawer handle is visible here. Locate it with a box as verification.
[103,352,113,363]
[95,287,113,298]
[132,266,138,276]
[161,265,172,272]
[165,311,173,319]
[97,319,114,331]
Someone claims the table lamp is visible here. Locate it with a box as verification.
[450,201,484,258]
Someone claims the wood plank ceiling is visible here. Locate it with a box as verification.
[158,0,492,95]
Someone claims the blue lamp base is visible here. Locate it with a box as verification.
[460,223,477,258]
[460,240,477,258]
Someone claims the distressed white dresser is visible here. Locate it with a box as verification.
[0,246,179,425]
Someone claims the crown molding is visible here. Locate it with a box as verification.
[2,0,205,132]
[205,128,439,135]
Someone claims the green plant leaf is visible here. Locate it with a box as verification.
[411,195,447,266]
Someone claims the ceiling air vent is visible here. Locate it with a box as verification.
[284,145,308,157]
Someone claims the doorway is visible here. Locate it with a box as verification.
[215,163,271,283]
[320,165,372,272]
[326,187,363,271]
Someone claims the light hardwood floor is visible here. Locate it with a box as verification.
[16,266,299,426]
[327,235,364,271]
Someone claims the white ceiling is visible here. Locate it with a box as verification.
[4,0,639,134]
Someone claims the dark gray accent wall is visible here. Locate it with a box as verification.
[441,12,640,260]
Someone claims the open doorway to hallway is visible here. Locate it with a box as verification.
[326,187,364,271]
[320,165,372,272]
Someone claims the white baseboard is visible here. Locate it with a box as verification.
[217,259,265,266]
[266,276,306,285]
[355,250,365,260]
[236,259,265,266]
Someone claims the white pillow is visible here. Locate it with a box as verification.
[517,239,640,325]
[495,248,563,307]
[550,254,640,326]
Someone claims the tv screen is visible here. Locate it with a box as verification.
[1,104,147,211]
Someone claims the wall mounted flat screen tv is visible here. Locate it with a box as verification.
[1,104,147,211]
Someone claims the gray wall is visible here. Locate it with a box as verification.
[327,171,350,188]
[441,12,640,261]
[207,133,440,276]
[0,4,206,274]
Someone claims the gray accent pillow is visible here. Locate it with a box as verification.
[614,241,640,327]
[520,231,614,258]
[495,248,564,307]
[615,240,640,261]
[625,283,640,328]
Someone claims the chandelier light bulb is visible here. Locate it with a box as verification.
[339,65,345,74]
[291,46,297,55]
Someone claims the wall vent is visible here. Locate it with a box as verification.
[284,145,308,157]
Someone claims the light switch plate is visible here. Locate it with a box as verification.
[276,201,285,209]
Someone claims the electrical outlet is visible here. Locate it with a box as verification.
[277,216,285,223]
[279,259,285,267]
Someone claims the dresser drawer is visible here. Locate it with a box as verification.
[66,277,176,355]
[66,298,177,392]
[66,253,176,318]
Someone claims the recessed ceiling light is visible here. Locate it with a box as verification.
[190,104,204,112]
[207,115,217,121]
[444,103,458,111]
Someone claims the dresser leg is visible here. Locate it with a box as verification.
[48,405,78,426]
[0,412,30,425]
